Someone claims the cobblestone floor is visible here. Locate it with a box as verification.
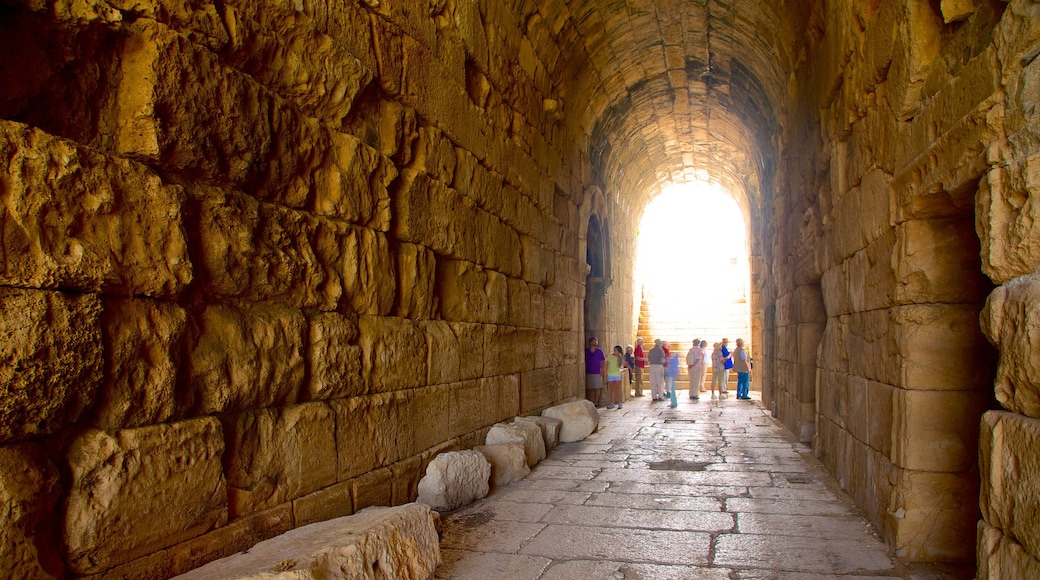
[434,391,974,579]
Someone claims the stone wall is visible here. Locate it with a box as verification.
[0,1,630,576]
[769,0,1039,568]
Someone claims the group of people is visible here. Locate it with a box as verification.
[585,336,753,409]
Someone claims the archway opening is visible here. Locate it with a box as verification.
[634,182,752,377]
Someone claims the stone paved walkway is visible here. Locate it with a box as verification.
[434,392,972,579]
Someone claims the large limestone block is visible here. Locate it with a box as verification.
[0,120,192,296]
[188,303,306,414]
[173,504,440,580]
[218,3,374,127]
[982,274,1040,417]
[541,399,599,443]
[486,421,545,467]
[305,312,363,400]
[0,288,102,443]
[483,325,537,376]
[449,379,495,439]
[94,297,186,428]
[331,393,405,481]
[891,389,989,472]
[65,418,227,574]
[359,315,428,393]
[417,450,491,512]
[191,189,333,310]
[314,220,396,316]
[397,242,437,319]
[436,258,507,323]
[421,320,464,385]
[514,415,563,450]
[832,306,991,390]
[222,403,338,518]
[0,443,63,579]
[474,443,530,488]
[894,218,988,305]
[520,366,563,412]
[979,411,1040,560]
[393,171,478,263]
[977,520,1040,580]
[887,469,979,562]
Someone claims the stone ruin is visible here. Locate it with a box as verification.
[1,1,1039,578]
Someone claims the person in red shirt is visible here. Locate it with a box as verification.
[632,338,647,397]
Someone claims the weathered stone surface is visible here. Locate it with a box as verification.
[174,504,440,580]
[0,120,192,296]
[474,443,531,488]
[167,505,294,578]
[188,303,306,414]
[64,418,227,574]
[541,399,599,443]
[94,297,186,428]
[515,415,563,450]
[397,242,437,319]
[0,288,102,443]
[982,274,1040,418]
[359,315,428,393]
[305,312,363,400]
[0,443,63,579]
[891,389,988,472]
[437,258,509,324]
[979,411,1040,560]
[331,393,404,481]
[887,470,979,562]
[977,520,1040,580]
[486,421,546,467]
[417,450,491,512]
[222,403,338,518]
[291,481,354,529]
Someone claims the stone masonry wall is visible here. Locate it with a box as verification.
[771,0,1039,567]
[0,1,611,576]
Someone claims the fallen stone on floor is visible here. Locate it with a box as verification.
[174,504,439,580]
[416,450,491,512]
[514,415,562,450]
[474,442,530,488]
[540,399,599,442]
[486,421,545,467]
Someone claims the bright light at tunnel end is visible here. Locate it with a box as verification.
[635,181,751,349]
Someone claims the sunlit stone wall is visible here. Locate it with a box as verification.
[771,0,1040,569]
[0,1,614,576]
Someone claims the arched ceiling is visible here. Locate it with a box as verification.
[539,0,810,217]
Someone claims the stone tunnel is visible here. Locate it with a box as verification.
[1,0,1038,577]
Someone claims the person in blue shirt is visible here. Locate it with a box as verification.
[665,344,680,408]
[719,338,734,399]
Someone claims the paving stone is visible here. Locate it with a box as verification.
[543,504,734,532]
[714,533,893,574]
[542,560,732,579]
[520,524,712,565]
[435,550,550,580]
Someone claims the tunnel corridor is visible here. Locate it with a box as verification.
[1,0,1038,577]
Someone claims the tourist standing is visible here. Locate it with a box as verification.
[647,339,666,401]
[624,345,636,393]
[686,339,702,401]
[661,341,672,397]
[607,345,625,409]
[696,340,709,394]
[665,345,680,408]
[633,338,647,397]
[585,337,607,407]
[733,338,752,400]
[719,338,733,398]
[711,342,726,400]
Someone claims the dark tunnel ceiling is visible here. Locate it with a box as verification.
[543,0,807,214]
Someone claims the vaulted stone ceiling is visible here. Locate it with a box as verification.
[547,0,807,215]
